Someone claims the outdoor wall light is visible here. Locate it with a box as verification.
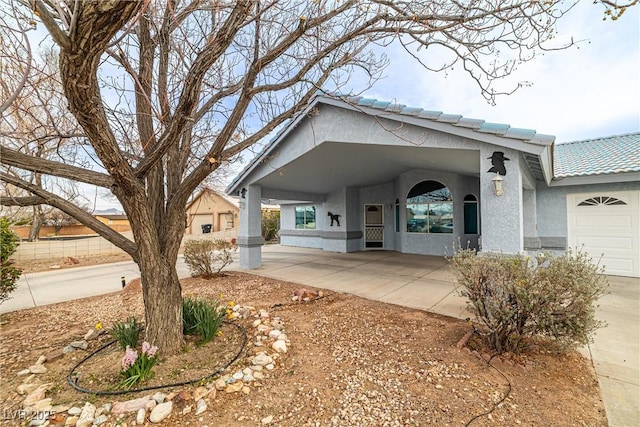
[492,174,504,196]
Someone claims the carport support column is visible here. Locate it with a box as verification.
[238,185,264,269]
[479,146,523,254]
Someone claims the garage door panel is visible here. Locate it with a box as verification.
[575,236,634,251]
[575,214,633,229]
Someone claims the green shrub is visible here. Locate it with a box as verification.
[0,218,22,304]
[183,239,237,278]
[450,248,608,354]
[182,297,225,345]
[261,210,280,242]
[110,317,141,350]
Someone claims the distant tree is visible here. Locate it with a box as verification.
[1,0,634,354]
[0,217,22,304]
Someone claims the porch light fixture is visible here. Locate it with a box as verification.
[492,174,504,196]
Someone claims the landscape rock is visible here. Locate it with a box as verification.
[69,340,89,350]
[259,309,269,318]
[45,349,65,362]
[268,329,281,339]
[214,378,227,391]
[193,386,207,401]
[76,402,96,427]
[225,382,243,393]
[241,386,251,395]
[252,352,272,366]
[68,406,83,416]
[62,345,74,354]
[35,355,46,365]
[272,340,288,353]
[152,392,166,404]
[262,415,274,424]
[195,399,207,415]
[28,364,47,374]
[149,401,173,423]
[136,408,146,424]
[92,414,108,426]
[65,416,79,426]
[17,368,31,376]
[111,397,151,415]
[31,398,53,412]
[23,384,50,406]
[252,319,262,327]
[17,383,39,396]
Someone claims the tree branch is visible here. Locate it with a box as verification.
[1,172,136,257]
[0,146,114,188]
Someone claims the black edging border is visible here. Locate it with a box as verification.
[67,321,248,396]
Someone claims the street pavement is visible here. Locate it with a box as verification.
[1,245,638,426]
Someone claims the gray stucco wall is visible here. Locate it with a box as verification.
[536,180,640,239]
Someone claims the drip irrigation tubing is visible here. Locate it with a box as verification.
[67,321,248,396]
[464,353,512,426]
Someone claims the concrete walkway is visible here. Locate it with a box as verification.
[1,244,637,426]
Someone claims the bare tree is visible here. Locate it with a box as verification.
[1,44,88,240]
[1,0,632,354]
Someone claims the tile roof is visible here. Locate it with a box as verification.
[341,95,554,145]
[554,133,640,178]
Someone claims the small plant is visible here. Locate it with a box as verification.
[450,248,608,354]
[183,239,237,278]
[118,341,158,389]
[261,210,280,242]
[182,297,225,345]
[0,217,22,304]
[110,317,141,350]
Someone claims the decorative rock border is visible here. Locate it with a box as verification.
[12,306,289,426]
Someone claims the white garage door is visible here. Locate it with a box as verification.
[567,190,639,277]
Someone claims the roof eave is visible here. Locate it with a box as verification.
[549,171,640,187]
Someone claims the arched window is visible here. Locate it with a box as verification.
[406,181,453,234]
[463,194,478,234]
[578,196,627,206]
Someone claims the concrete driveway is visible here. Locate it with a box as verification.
[1,244,637,426]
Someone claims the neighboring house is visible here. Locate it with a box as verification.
[94,214,131,233]
[227,94,639,277]
[185,188,240,235]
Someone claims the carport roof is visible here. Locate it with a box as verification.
[554,132,640,178]
[227,93,556,194]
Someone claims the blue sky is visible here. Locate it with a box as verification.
[361,2,639,143]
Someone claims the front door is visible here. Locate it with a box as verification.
[364,204,384,249]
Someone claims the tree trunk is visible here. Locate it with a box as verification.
[28,205,43,241]
[138,250,184,355]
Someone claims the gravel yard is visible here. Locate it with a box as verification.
[0,271,606,426]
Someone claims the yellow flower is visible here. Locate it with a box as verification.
[228,301,235,307]
[95,322,103,330]
[216,331,223,336]
[219,294,224,299]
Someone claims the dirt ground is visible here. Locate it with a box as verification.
[0,260,607,426]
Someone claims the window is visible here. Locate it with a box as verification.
[295,206,316,229]
[463,194,478,234]
[406,180,453,234]
[578,196,627,206]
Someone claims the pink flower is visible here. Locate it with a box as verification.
[121,346,138,369]
[142,341,158,358]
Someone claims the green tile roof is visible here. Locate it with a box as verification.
[554,133,640,178]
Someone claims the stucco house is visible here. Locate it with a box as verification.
[227,94,639,277]
[185,188,240,235]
